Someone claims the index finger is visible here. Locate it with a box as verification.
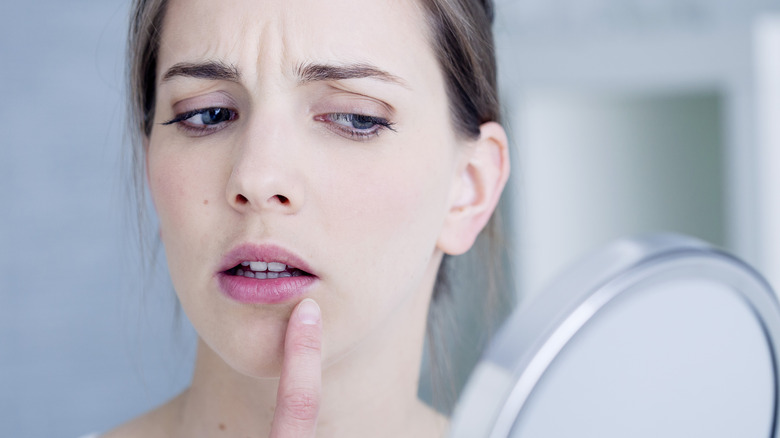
[270,298,322,438]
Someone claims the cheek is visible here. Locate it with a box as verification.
[375,149,453,239]
[149,153,191,244]
[148,159,184,222]
[319,136,457,277]
[149,142,219,222]
[362,168,440,233]
[308,140,457,363]
[146,144,223,275]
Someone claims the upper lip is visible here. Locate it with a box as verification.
[217,243,316,276]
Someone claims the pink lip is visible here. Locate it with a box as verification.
[216,243,317,304]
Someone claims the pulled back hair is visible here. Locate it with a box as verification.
[128,0,506,412]
[127,0,499,137]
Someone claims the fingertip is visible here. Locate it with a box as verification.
[296,298,321,326]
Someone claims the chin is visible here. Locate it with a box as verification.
[225,347,285,379]
[200,315,289,379]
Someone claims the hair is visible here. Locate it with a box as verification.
[127,0,507,413]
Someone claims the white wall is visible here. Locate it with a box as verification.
[756,16,780,290]
[494,2,780,302]
[514,91,725,297]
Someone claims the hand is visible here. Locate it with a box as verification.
[270,298,323,438]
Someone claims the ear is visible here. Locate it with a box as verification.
[437,122,510,255]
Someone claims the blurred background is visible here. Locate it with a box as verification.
[1,0,779,436]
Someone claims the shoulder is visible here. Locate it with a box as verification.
[102,391,185,438]
[414,399,450,438]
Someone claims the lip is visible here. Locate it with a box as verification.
[216,243,318,304]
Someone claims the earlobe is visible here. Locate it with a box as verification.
[437,122,510,255]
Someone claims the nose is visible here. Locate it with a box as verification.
[226,117,305,215]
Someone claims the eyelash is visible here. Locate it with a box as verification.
[162,107,238,136]
[162,107,396,140]
[315,113,396,140]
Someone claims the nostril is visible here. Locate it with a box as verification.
[232,193,292,207]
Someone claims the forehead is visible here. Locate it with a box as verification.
[158,0,440,88]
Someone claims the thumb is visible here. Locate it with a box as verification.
[270,298,322,438]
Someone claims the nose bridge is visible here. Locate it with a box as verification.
[227,107,305,213]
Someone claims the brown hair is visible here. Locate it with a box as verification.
[127,0,506,413]
[413,0,506,411]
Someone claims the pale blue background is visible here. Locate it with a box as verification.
[1,2,196,437]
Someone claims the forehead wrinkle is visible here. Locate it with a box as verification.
[277,6,294,80]
[238,7,291,93]
[160,0,247,70]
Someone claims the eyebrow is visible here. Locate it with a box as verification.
[161,61,240,83]
[294,62,409,88]
[160,60,407,89]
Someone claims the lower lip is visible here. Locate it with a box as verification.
[217,273,317,304]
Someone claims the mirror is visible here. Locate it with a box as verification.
[450,233,780,437]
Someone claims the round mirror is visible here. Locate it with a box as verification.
[450,234,780,438]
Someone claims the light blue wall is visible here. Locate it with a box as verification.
[1,2,194,437]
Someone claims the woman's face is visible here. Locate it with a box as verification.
[148,0,467,376]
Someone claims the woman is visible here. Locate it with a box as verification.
[109,0,510,436]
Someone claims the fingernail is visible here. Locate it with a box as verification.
[297,298,320,325]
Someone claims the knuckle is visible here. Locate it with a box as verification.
[280,390,319,422]
[292,331,321,355]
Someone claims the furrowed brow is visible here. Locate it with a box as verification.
[295,62,408,88]
[161,61,240,83]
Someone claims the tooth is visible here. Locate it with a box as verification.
[241,261,250,267]
[292,271,301,277]
[255,272,268,279]
[279,272,292,278]
[236,269,244,276]
[243,271,255,278]
[267,272,279,279]
[268,262,286,272]
[250,261,267,271]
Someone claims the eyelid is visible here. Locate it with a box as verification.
[314,113,396,142]
[162,107,238,125]
[309,88,395,119]
[319,83,397,113]
[158,90,241,136]
[166,90,239,121]
[160,107,238,138]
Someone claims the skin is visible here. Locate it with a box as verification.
[107,0,509,436]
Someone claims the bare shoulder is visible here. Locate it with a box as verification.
[102,391,185,438]
[415,399,450,438]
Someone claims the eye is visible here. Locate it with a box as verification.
[184,108,233,126]
[331,114,379,130]
[162,107,238,136]
[315,113,395,141]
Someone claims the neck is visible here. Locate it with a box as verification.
[171,275,447,437]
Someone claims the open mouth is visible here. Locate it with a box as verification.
[225,261,313,279]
